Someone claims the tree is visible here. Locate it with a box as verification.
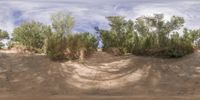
[45,11,75,60]
[99,16,135,54]
[99,14,194,57]
[134,14,184,48]
[12,21,50,52]
[183,28,200,48]
[51,11,75,35]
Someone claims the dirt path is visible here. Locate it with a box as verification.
[1,95,200,100]
[0,50,200,99]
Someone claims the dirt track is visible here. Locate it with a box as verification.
[1,95,200,100]
[0,50,200,99]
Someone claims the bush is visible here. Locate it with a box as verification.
[45,33,67,60]
[44,32,97,60]
[12,21,50,52]
[164,33,194,57]
[66,32,98,60]
[0,42,4,49]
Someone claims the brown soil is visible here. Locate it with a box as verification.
[0,49,200,99]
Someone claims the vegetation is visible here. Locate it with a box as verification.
[12,21,50,52]
[100,16,135,55]
[45,12,74,60]
[66,33,98,60]
[99,14,200,57]
[44,32,67,60]
[0,29,9,49]
[45,12,97,60]
[5,12,199,60]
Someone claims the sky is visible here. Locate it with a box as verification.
[0,0,200,34]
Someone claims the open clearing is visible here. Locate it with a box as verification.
[0,50,200,99]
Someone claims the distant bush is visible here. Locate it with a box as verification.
[0,29,9,49]
[12,21,50,52]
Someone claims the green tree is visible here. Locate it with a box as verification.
[183,28,200,48]
[99,14,194,57]
[13,21,50,52]
[45,11,75,60]
[130,14,188,57]
[51,11,75,35]
[99,16,135,54]
[66,32,98,60]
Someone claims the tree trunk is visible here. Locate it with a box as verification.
[79,48,85,61]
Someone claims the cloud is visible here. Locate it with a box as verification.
[0,0,200,34]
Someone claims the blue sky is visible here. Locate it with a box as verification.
[0,0,200,34]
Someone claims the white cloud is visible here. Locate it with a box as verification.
[0,0,200,34]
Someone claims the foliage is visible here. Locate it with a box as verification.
[7,12,200,59]
[66,32,98,60]
[100,16,135,54]
[183,28,200,48]
[99,14,196,57]
[51,11,75,35]
[132,14,186,57]
[45,33,67,60]
[45,11,75,60]
[12,21,50,52]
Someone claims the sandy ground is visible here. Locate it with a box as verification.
[0,49,200,99]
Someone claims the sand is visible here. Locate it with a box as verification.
[0,49,200,99]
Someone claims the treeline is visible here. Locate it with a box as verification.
[7,12,98,60]
[0,12,200,60]
[99,14,200,57]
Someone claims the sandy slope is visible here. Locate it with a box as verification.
[0,49,200,99]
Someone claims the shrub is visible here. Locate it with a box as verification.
[45,33,67,60]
